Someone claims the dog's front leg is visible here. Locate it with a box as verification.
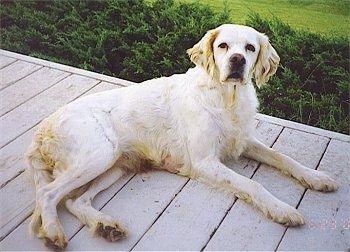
[194,158,304,226]
[243,137,338,192]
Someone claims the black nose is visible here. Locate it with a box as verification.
[230,53,246,66]
[228,54,246,80]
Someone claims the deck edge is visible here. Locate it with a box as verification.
[257,113,350,143]
[0,49,135,87]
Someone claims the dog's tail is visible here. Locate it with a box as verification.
[25,125,57,237]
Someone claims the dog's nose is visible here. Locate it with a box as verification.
[227,53,246,80]
[230,53,246,66]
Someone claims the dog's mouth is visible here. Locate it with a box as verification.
[223,72,245,84]
[227,72,243,80]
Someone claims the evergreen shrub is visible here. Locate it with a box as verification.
[247,14,349,133]
[0,1,348,133]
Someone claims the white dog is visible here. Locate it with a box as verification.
[26,24,338,250]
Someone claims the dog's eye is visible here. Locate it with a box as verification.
[218,43,228,49]
[246,44,255,52]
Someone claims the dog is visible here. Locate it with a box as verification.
[26,24,338,250]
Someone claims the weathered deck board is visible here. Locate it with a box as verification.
[0,74,100,147]
[0,49,349,251]
[134,180,232,251]
[0,170,34,240]
[69,172,188,251]
[0,60,42,90]
[0,128,35,187]
[0,55,16,69]
[0,67,70,116]
[0,173,135,251]
[205,130,329,251]
[278,139,350,251]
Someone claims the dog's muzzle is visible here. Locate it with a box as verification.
[227,53,246,80]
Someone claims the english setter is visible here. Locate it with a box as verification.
[26,24,338,250]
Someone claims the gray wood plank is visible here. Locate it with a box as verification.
[0,67,70,116]
[255,119,284,147]
[0,56,16,69]
[0,173,134,250]
[0,128,35,187]
[257,113,350,143]
[0,171,34,240]
[0,61,42,90]
[0,49,135,87]
[278,139,350,251]
[205,129,329,251]
[133,180,232,251]
[82,81,123,95]
[68,171,188,251]
[0,74,99,148]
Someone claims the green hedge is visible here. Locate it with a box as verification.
[0,0,349,134]
[0,0,229,80]
[246,14,349,134]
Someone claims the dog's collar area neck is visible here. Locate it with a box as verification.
[221,79,247,86]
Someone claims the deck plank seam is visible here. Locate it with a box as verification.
[0,207,32,242]
[68,173,137,242]
[257,114,349,143]
[130,177,191,251]
[0,59,18,70]
[0,72,73,117]
[0,79,105,188]
[0,79,103,150]
[0,65,44,92]
[250,125,295,251]
[97,173,137,216]
[251,120,285,180]
[275,135,332,250]
[200,196,239,251]
[0,168,25,190]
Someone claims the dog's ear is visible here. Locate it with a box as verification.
[254,33,280,88]
[187,29,219,78]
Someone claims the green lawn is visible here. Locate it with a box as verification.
[180,0,349,38]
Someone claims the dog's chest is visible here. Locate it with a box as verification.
[213,109,252,160]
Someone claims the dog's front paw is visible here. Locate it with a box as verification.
[265,202,305,226]
[299,170,338,192]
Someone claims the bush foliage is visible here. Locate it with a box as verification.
[0,0,229,80]
[246,14,349,133]
[1,0,349,134]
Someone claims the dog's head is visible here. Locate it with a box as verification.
[187,24,280,88]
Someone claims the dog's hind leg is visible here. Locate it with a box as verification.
[27,141,54,238]
[65,165,128,242]
[29,144,121,251]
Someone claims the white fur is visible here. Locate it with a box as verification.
[26,24,338,250]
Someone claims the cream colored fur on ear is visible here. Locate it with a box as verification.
[187,29,219,78]
[254,33,280,88]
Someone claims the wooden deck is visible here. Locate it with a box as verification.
[0,49,349,251]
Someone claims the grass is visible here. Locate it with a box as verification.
[180,0,350,38]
